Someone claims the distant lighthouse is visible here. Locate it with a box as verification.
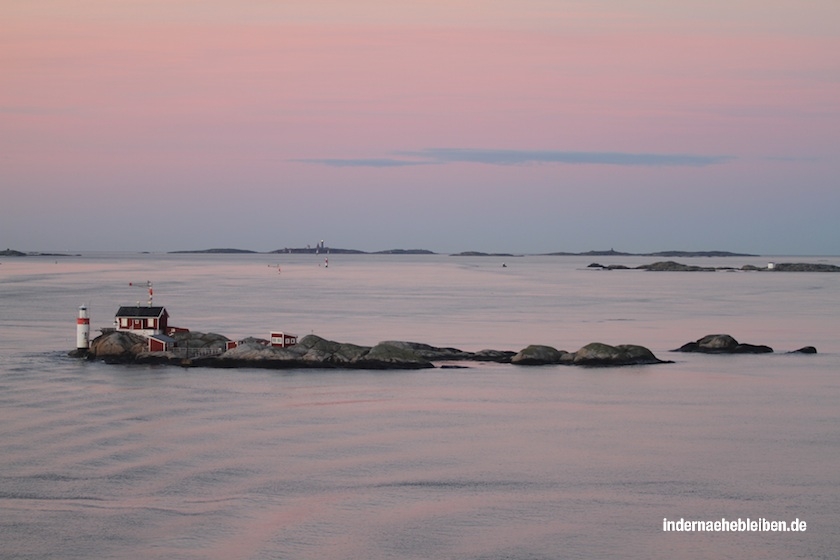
[76,305,90,350]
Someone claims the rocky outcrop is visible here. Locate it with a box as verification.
[511,345,572,365]
[297,335,371,365]
[85,332,439,370]
[372,340,472,361]
[588,263,631,270]
[1,248,27,257]
[765,263,840,272]
[673,334,773,354]
[572,343,669,366]
[80,331,670,369]
[592,260,840,273]
[637,261,717,272]
[357,342,434,369]
[511,342,670,366]
[172,330,230,351]
[88,330,148,362]
[214,340,301,366]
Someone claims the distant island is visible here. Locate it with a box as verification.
[1,248,80,257]
[589,260,840,272]
[7,247,832,261]
[541,249,757,257]
[451,251,522,257]
[168,248,258,254]
[164,247,759,257]
[168,247,434,255]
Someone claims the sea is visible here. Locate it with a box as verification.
[1,252,838,559]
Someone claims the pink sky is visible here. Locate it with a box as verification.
[2,1,838,254]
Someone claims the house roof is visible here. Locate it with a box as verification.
[148,334,176,344]
[116,306,167,318]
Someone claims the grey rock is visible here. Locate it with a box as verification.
[572,342,668,366]
[470,349,516,363]
[377,340,473,361]
[172,330,229,350]
[637,261,716,272]
[770,263,840,272]
[220,341,300,362]
[88,331,148,360]
[674,334,773,354]
[359,342,434,369]
[511,345,571,365]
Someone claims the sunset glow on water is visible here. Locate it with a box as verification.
[1,253,838,558]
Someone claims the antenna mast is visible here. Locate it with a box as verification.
[128,281,154,306]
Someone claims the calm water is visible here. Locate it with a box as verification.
[1,253,839,559]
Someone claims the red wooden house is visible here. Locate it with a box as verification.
[115,306,169,337]
[270,331,297,348]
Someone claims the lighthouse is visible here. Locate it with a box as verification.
[76,305,90,350]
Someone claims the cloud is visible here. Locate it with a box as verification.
[401,148,734,167]
[297,148,734,168]
[763,155,820,163]
[291,157,427,168]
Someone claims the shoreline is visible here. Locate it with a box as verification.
[72,332,817,371]
[2,247,765,258]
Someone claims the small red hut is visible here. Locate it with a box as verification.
[270,331,297,348]
[148,334,176,352]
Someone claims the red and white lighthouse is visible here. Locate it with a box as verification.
[76,305,90,350]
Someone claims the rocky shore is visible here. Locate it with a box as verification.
[72,327,819,370]
[77,330,679,369]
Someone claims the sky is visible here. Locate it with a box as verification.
[2,0,838,255]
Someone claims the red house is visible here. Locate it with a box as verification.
[270,331,297,348]
[115,306,169,337]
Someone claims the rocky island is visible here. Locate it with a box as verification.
[673,334,816,354]
[78,330,673,369]
[78,331,819,370]
[1,248,81,257]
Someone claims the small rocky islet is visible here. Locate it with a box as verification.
[672,333,816,355]
[589,260,840,272]
[75,331,815,370]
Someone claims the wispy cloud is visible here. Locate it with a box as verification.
[407,148,733,167]
[763,155,820,163]
[296,148,734,168]
[291,157,425,168]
